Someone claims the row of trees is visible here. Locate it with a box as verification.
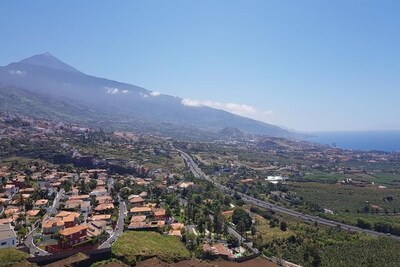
[357,218,400,236]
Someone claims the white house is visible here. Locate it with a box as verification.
[81,201,91,213]
[0,224,17,248]
[265,176,287,184]
[89,188,108,197]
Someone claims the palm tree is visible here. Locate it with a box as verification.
[18,194,26,212]
[16,213,26,226]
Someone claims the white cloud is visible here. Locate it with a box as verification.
[181,98,273,120]
[105,87,119,95]
[150,91,160,97]
[205,101,257,116]
[140,91,161,98]
[9,70,26,76]
[105,87,130,95]
[181,98,202,107]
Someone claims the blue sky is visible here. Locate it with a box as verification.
[1,0,400,131]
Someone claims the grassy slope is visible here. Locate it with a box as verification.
[0,248,30,267]
[111,231,190,265]
[0,86,99,122]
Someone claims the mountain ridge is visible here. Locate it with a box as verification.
[0,53,303,139]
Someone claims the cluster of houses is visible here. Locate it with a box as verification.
[44,169,114,253]
[127,194,185,238]
[0,113,90,143]
[0,165,55,248]
[0,163,119,252]
[0,153,199,253]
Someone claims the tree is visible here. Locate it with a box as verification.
[236,220,246,242]
[384,195,394,202]
[166,208,172,218]
[174,206,181,216]
[79,180,90,194]
[61,180,72,193]
[232,208,252,231]
[197,217,205,236]
[16,213,26,226]
[185,233,197,250]
[280,221,287,231]
[363,205,370,213]
[89,179,97,190]
[193,194,202,205]
[25,199,33,211]
[223,195,232,206]
[269,220,277,228]
[356,218,371,229]
[227,234,239,246]
[251,225,256,236]
[303,241,321,267]
[18,194,25,211]
[206,217,212,233]
[19,226,28,237]
[213,213,223,237]
[223,222,229,237]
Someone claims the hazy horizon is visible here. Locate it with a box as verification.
[1,0,400,132]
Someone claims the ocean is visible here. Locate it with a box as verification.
[307,131,400,152]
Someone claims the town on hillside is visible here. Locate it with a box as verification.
[2,112,400,267]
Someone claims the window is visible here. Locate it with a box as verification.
[0,242,7,246]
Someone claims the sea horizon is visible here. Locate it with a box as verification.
[305,130,400,152]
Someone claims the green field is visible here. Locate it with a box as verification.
[323,212,400,228]
[289,182,400,213]
[321,237,400,267]
[252,209,400,266]
[111,231,190,265]
[0,248,30,267]
[276,222,400,266]
[370,172,400,185]
[301,170,400,186]
[302,171,347,182]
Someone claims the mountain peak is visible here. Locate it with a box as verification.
[18,52,82,74]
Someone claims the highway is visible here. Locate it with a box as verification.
[177,148,400,241]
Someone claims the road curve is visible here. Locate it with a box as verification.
[98,199,127,249]
[176,148,400,241]
[23,189,64,256]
